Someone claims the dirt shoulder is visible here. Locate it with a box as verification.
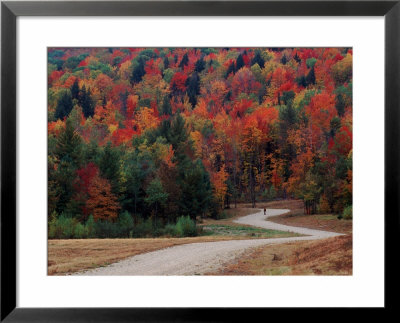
[206,235,352,275]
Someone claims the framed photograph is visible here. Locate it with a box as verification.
[1,0,398,321]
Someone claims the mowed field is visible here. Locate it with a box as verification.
[48,200,352,275]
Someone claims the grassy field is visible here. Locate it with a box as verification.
[206,235,352,275]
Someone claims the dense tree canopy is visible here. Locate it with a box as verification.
[48,47,352,233]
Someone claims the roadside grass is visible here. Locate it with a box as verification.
[206,235,352,276]
[201,224,301,239]
[48,236,247,275]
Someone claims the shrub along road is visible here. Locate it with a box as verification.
[75,209,344,275]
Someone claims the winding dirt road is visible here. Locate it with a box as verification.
[75,209,344,276]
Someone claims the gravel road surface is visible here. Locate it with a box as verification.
[75,209,343,276]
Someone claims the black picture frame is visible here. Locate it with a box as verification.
[1,1,398,321]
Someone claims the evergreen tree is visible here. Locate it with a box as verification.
[55,118,82,166]
[99,142,121,195]
[224,90,232,102]
[83,140,100,164]
[186,72,200,107]
[335,93,346,117]
[120,90,129,117]
[306,66,316,85]
[118,211,134,237]
[163,56,169,69]
[251,51,265,68]
[330,116,341,138]
[281,54,288,65]
[161,96,172,116]
[179,160,212,222]
[279,103,297,127]
[55,91,73,120]
[130,57,146,84]
[53,119,82,214]
[179,53,189,69]
[296,75,307,88]
[167,114,191,161]
[226,62,236,78]
[80,85,95,118]
[123,149,149,216]
[281,91,295,106]
[195,56,206,73]
[236,54,244,70]
[145,177,168,224]
[53,160,77,215]
[70,79,80,101]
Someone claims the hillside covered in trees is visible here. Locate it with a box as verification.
[48,47,352,238]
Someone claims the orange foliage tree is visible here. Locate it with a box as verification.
[86,174,120,221]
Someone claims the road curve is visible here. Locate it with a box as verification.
[75,209,344,276]
[234,208,342,238]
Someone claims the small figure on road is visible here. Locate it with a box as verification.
[264,208,266,215]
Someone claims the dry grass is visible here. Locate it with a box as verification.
[49,233,288,275]
[48,236,253,275]
[207,235,352,275]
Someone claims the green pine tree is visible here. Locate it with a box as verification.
[55,91,73,120]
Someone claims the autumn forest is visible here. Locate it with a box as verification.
[48,47,352,239]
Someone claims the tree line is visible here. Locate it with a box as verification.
[48,47,352,238]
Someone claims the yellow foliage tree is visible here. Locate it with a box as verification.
[136,107,160,132]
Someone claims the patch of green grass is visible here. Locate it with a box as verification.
[201,224,301,238]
